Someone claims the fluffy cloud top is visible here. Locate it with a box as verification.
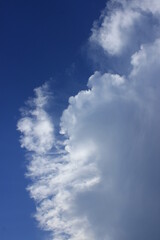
[90,0,160,56]
[18,0,160,240]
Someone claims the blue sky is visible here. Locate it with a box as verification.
[0,1,106,239]
[2,0,160,240]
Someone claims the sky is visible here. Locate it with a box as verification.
[1,0,160,240]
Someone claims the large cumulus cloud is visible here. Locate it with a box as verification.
[18,0,160,239]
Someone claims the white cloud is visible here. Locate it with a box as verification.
[17,84,54,154]
[90,0,160,56]
[18,0,160,240]
[59,37,160,239]
[17,84,100,240]
[131,39,160,79]
[90,7,140,55]
[128,0,160,14]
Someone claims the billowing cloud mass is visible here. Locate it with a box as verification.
[18,0,160,240]
[90,0,160,56]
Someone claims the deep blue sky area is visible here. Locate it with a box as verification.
[0,1,106,240]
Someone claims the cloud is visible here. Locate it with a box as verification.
[17,84,54,154]
[17,84,100,240]
[90,0,160,56]
[66,69,160,240]
[90,7,140,55]
[18,0,160,240]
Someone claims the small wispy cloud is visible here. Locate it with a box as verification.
[18,0,160,239]
[17,84,54,154]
